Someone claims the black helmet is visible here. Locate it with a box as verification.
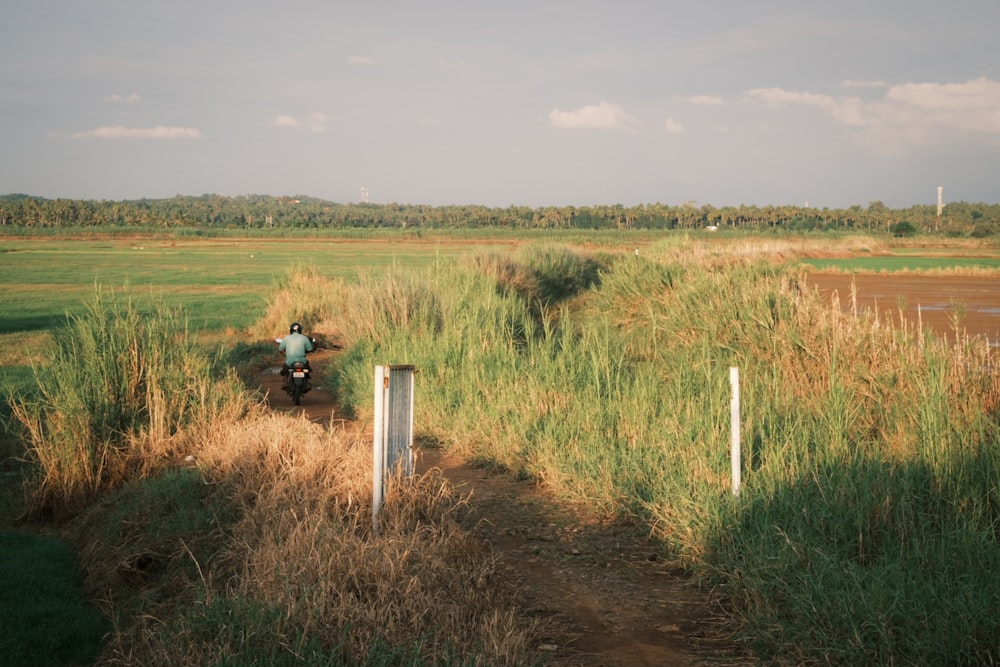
[289,322,302,334]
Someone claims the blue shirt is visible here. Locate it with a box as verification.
[279,332,314,364]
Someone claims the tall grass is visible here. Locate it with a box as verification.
[250,264,352,343]
[10,287,251,514]
[290,239,1000,665]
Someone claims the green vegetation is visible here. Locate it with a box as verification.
[890,220,919,237]
[0,237,501,338]
[0,237,513,391]
[0,529,106,667]
[800,255,1000,272]
[2,192,999,236]
[2,263,534,666]
[2,233,999,665]
[297,238,999,665]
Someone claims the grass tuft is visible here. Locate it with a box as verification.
[10,286,254,515]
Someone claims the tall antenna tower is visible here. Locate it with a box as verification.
[937,186,943,217]
[360,186,369,204]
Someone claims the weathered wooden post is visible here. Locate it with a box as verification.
[373,365,416,533]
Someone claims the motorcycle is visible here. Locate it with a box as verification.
[284,360,312,406]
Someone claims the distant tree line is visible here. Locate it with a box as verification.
[0,193,997,237]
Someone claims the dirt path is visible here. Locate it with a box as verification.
[416,448,737,666]
[256,349,741,667]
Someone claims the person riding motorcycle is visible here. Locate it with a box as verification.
[278,322,314,385]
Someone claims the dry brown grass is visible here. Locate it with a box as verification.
[250,266,351,345]
[0,331,54,367]
[652,235,887,266]
[465,252,540,303]
[80,411,535,666]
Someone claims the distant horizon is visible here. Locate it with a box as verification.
[2,190,992,211]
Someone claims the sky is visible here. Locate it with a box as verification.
[1,1,999,210]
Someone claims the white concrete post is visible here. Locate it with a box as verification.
[373,365,387,533]
[730,366,742,497]
[372,364,416,534]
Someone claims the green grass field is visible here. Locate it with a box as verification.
[799,255,1000,272]
[0,237,516,363]
[0,235,512,477]
[2,235,992,345]
[3,232,999,666]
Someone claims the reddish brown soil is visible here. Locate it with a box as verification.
[415,448,738,667]
[257,350,744,667]
[806,273,1000,346]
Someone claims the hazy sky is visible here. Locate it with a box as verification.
[2,1,998,209]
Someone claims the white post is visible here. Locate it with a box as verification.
[730,367,742,496]
[372,365,387,533]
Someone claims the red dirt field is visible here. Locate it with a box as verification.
[805,273,1000,347]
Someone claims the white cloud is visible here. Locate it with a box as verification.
[882,78,1000,142]
[71,125,201,139]
[747,88,820,107]
[349,55,379,66]
[747,78,1000,145]
[307,112,328,133]
[664,118,686,134]
[548,101,639,133]
[107,92,141,104]
[688,95,725,106]
[888,78,1000,119]
[274,113,328,132]
[840,79,887,89]
[272,114,299,127]
[746,88,866,126]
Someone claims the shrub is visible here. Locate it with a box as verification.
[970,222,997,238]
[890,220,918,237]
